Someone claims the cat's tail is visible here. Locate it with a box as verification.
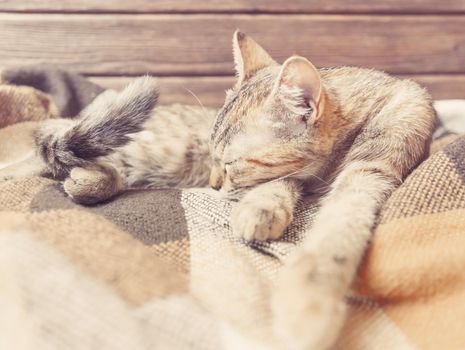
[36,76,159,177]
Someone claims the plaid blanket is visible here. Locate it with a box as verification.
[0,67,464,350]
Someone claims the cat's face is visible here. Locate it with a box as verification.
[209,31,327,195]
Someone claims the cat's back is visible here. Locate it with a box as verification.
[320,66,428,104]
[112,103,216,187]
[321,66,435,178]
[320,66,434,127]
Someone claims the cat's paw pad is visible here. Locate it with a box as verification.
[272,254,347,350]
[64,167,118,205]
[231,200,292,241]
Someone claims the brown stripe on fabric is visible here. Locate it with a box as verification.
[378,150,465,223]
[152,238,190,273]
[26,208,188,305]
[0,177,53,212]
[383,288,465,350]
[30,184,189,245]
[443,135,465,184]
[358,209,465,301]
[429,133,460,155]
[0,211,28,231]
[335,297,416,350]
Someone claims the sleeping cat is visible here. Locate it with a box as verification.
[2,32,435,350]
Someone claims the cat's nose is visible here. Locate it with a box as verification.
[210,183,221,191]
[209,168,224,191]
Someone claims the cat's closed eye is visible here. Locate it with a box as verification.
[301,106,313,123]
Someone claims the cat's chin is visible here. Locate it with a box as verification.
[220,189,247,202]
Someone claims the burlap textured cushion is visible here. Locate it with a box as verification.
[0,135,464,349]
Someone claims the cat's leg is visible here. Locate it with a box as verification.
[272,161,399,350]
[63,163,125,205]
[231,179,302,241]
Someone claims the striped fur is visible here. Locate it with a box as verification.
[35,76,159,178]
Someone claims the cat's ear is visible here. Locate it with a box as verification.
[274,56,323,120]
[232,30,277,83]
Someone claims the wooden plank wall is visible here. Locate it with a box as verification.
[0,1,464,106]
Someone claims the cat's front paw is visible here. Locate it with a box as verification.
[272,253,347,350]
[231,197,292,241]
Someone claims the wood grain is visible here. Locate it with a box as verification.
[90,75,465,107]
[92,76,236,107]
[1,14,465,76]
[1,0,465,14]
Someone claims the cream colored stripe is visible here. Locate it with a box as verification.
[336,299,417,350]
[0,230,222,350]
[0,231,145,350]
[360,210,465,300]
[182,190,290,350]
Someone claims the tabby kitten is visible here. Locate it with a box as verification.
[4,32,435,350]
[209,32,434,350]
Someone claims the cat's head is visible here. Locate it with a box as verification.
[209,31,332,195]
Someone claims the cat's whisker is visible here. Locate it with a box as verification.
[183,87,209,119]
[266,163,326,185]
[266,169,304,184]
[307,173,331,186]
